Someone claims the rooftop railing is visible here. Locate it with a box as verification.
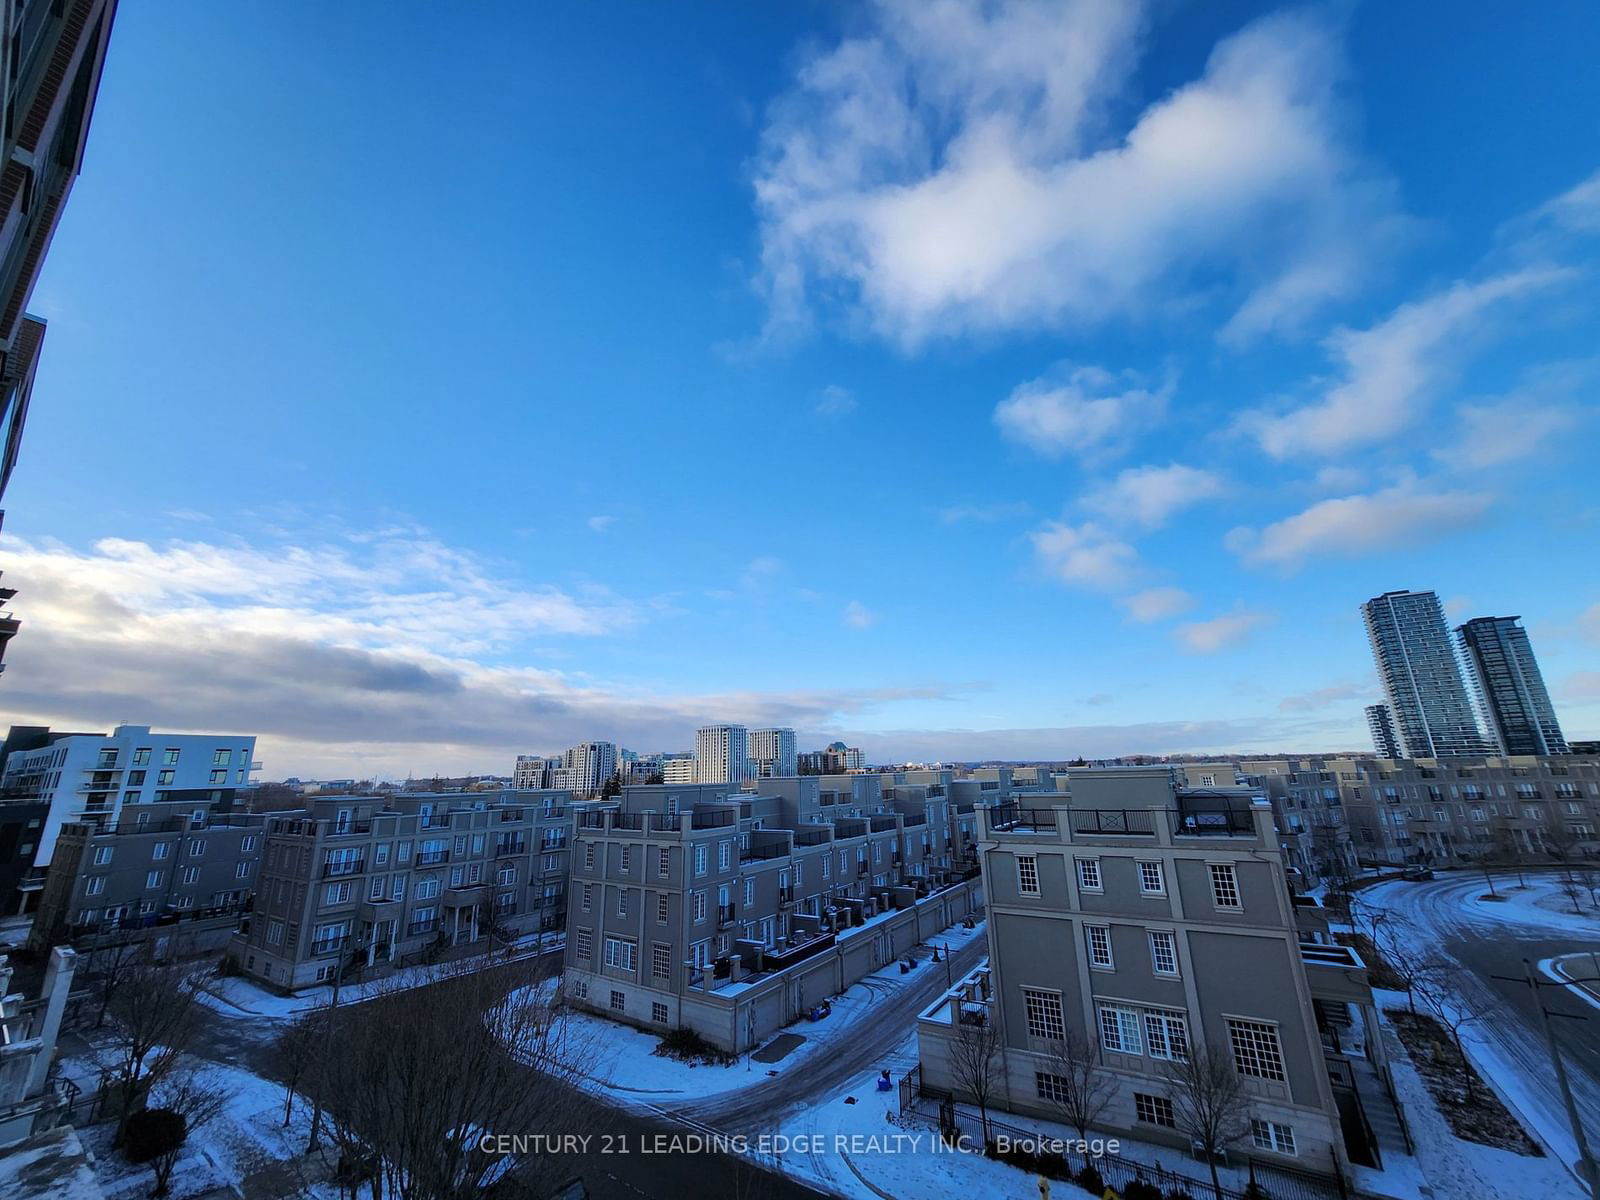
[1068,808,1155,836]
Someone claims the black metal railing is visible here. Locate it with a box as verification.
[1173,807,1256,836]
[322,858,366,877]
[988,804,1059,832]
[1069,809,1156,836]
[416,850,449,866]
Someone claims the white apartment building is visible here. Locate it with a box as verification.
[0,725,259,869]
[662,756,696,785]
[513,744,617,797]
[749,728,797,778]
[695,725,748,785]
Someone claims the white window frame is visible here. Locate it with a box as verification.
[1086,924,1114,969]
[1076,857,1102,892]
[1021,987,1065,1040]
[1137,860,1165,894]
[1016,853,1040,897]
[1149,929,1179,976]
[1209,862,1242,909]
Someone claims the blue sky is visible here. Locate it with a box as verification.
[4,1,1598,777]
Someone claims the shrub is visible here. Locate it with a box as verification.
[1076,1162,1104,1194]
[1164,1188,1195,1200]
[121,1107,186,1164]
[1123,1181,1164,1200]
[655,1026,735,1065]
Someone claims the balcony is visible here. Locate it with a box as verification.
[1173,807,1256,836]
[416,850,449,866]
[443,884,489,907]
[311,936,351,958]
[322,858,366,878]
[328,821,374,837]
[407,919,438,937]
[777,887,794,906]
[717,903,737,927]
[741,842,788,863]
[494,839,528,858]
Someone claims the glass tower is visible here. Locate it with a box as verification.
[1360,590,1489,757]
[1456,616,1568,757]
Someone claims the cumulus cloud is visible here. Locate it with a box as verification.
[1119,587,1194,623]
[754,2,1403,347]
[1029,521,1139,590]
[1227,479,1492,569]
[1084,463,1225,529]
[0,528,948,777]
[1434,361,1591,469]
[843,600,878,629]
[814,384,857,416]
[1175,610,1271,654]
[938,500,1032,525]
[1278,682,1366,712]
[994,364,1169,459]
[1240,266,1573,459]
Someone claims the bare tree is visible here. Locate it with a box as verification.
[270,1005,329,1127]
[140,1061,233,1196]
[1163,1042,1249,1200]
[1040,1028,1115,1156]
[945,1008,1005,1147]
[1408,961,1493,1101]
[1543,824,1585,913]
[83,930,153,1030]
[1491,821,1528,888]
[304,958,595,1200]
[104,961,208,1146]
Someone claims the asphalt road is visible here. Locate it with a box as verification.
[1369,872,1600,1180]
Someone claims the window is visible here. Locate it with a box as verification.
[603,937,636,972]
[1086,925,1114,969]
[416,876,441,900]
[1076,858,1102,891]
[584,843,595,870]
[652,943,671,979]
[1143,1008,1189,1061]
[92,846,113,866]
[657,847,670,876]
[718,840,730,871]
[1035,1071,1071,1106]
[497,863,516,885]
[391,875,406,901]
[324,881,352,905]
[209,770,227,785]
[1252,1120,1297,1155]
[146,870,164,889]
[1138,861,1164,894]
[821,856,831,880]
[621,845,632,872]
[369,875,386,899]
[152,842,170,860]
[575,929,592,960]
[657,893,669,923]
[1016,854,1040,896]
[692,891,707,922]
[1022,988,1065,1040]
[1134,1093,1175,1128]
[1209,863,1241,909]
[581,883,593,912]
[1098,1003,1143,1054]
[1149,930,1179,976]
[266,919,284,947]
[610,990,626,1013]
[242,834,258,853]
[1227,1018,1286,1080]
[133,748,151,766]
[744,878,755,906]
[569,977,588,1000]
[85,876,106,896]
[652,1001,669,1024]
[157,770,175,786]
[128,770,146,786]
[187,838,206,857]
[694,844,708,876]
[213,748,230,765]
[163,749,181,765]
[181,866,200,885]
[618,889,629,918]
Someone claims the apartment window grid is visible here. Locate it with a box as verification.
[1251,1120,1297,1155]
[1098,1003,1143,1054]
[1022,987,1065,1040]
[1016,854,1040,897]
[617,889,628,918]
[1148,930,1179,976]
[1137,861,1164,894]
[656,893,669,923]
[1227,1018,1286,1081]
[1035,1071,1070,1106]
[609,990,625,1013]
[651,1002,669,1024]
[1086,925,1114,969]
[1143,1008,1189,1061]
[657,847,670,876]
[1076,858,1102,891]
[1135,1093,1176,1128]
[652,943,671,980]
[1209,863,1242,909]
[574,929,592,960]
[603,937,637,973]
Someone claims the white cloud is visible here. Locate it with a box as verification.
[1528,168,1600,237]
[938,500,1032,524]
[814,384,857,416]
[586,515,618,533]
[754,3,1403,347]
[1084,463,1224,529]
[1241,266,1573,458]
[740,556,786,589]
[1446,400,1575,469]
[843,600,878,629]
[1029,521,1138,590]
[1310,465,1366,493]
[994,364,1168,458]
[1119,587,1194,623]
[1175,610,1270,654]
[1228,480,1492,569]
[1278,682,1366,712]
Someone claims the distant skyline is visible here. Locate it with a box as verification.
[2,1,1598,776]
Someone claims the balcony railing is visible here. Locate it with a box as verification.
[494,839,528,857]
[691,810,736,829]
[1068,809,1155,836]
[717,903,737,927]
[741,842,788,862]
[989,804,1060,832]
[1173,808,1256,836]
[322,858,366,878]
[407,919,437,937]
[416,850,449,866]
[311,935,351,957]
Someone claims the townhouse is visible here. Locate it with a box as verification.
[563,774,987,1051]
[918,767,1383,1182]
[230,789,574,991]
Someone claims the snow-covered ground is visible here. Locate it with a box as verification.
[511,918,992,1105]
